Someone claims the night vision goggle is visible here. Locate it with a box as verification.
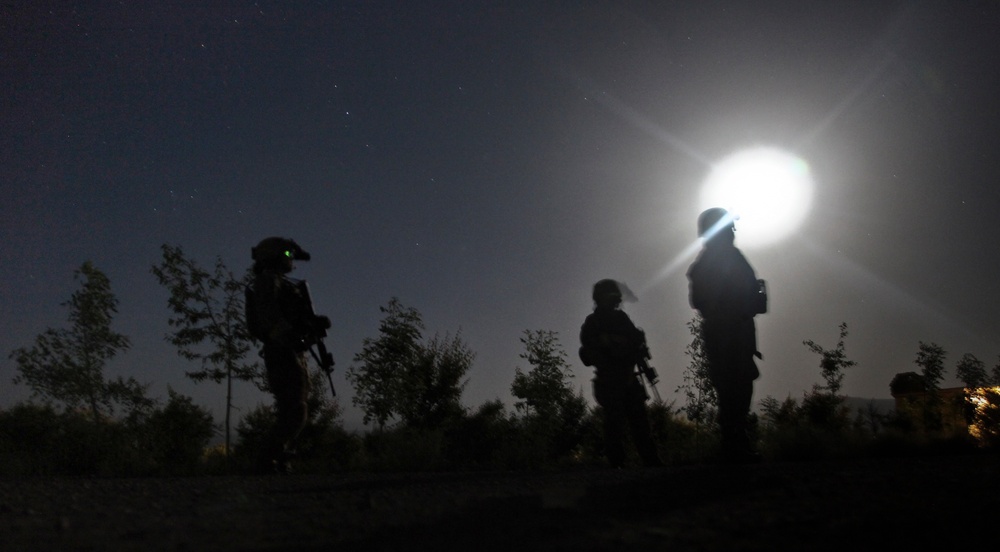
[252,237,311,262]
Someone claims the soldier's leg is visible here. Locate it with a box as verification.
[624,379,662,466]
[262,347,310,472]
[602,403,628,468]
[715,370,757,462]
[594,379,627,468]
[275,355,309,450]
[730,362,756,455]
[712,369,743,459]
[705,330,757,462]
[626,404,662,467]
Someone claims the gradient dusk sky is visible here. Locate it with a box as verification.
[3,1,999,429]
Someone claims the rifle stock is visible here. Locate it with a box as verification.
[637,333,662,402]
[637,357,661,403]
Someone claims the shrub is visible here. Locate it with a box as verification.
[139,389,217,475]
[647,401,719,465]
[232,396,363,474]
[442,400,518,470]
[362,426,446,472]
[0,404,141,476]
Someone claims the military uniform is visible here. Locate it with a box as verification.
[687,209,764,462]
[580,281,662,468]
[252,269,311,471]
[248,237,324,474]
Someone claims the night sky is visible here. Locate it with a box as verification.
[4,1,999,430]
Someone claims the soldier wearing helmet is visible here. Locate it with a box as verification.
[687,208,766,463]
[248,236,329,474]
[579,279,662,468]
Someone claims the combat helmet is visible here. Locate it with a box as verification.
[592,279,639,306]
[592,279,623,303]
[252,237,311,271]
[591,278,622,304]
[697,208,736,239]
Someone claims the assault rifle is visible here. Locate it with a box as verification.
[294,279,336,397]
[636,332,662,403]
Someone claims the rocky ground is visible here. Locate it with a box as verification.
[1,452,998,551]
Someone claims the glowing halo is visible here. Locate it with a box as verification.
[699,147,814,248]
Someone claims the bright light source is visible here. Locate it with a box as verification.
[700,147,814,248]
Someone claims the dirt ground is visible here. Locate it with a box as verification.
[1,452,998,551]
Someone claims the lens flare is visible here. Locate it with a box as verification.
[700,147,814,248]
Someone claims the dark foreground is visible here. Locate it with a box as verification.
[2,452,998,551]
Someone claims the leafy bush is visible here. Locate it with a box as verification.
[362,426,447,472]
[232,384,363,475]
[0,404,140,475]
[139,389,217,475]
[647,401,719,465]
[0,403,73,475]
[442,400,518,469]
[0,391,218,476]
[758,391,867,461]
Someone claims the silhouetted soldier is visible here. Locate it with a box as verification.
[579,279,663,468]
[247,237,330,474]
[687,208,766,463]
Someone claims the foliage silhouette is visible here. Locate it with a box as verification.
[0,394,217,476]
[9,261,150,420]
[441,399,517,469]
[151,244,263,457]
[346,298,472,431]
[803,322,856,396]
[346,298,422,429]
[511,329,590,462]
[756,324,872,460]
[139,388,217,474]
[402,332,473,429]
[915,341,947,392]
[645,400,710,464]
[511,330,576,419]
[233,368,354,473]
[914,341,947,432]
[677,315,717,428]
[9,260,1000,476]
[955,353,988,389]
